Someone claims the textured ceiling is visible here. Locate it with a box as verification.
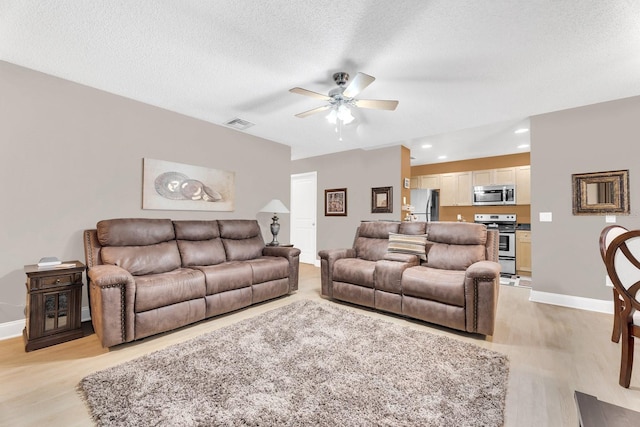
[2,1,640,165]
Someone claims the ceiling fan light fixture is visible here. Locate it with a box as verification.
[337,105,354,124]
[326,109,337,124]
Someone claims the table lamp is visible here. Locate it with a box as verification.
[260,199,290,246]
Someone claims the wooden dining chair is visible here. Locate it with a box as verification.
[599,225,628,343]
[603,229,640,388]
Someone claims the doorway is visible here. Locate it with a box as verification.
[290,172,317,265]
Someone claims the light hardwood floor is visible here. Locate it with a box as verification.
[1,264,638,426]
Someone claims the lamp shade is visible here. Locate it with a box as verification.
[260,199,289,214]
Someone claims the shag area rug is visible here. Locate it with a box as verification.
[78,300,509,426]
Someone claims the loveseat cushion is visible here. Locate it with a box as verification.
[133,268,206,312]
[422,222,487,270]
[354,221,400,261]
[423,243,486,271]
[402,266,466,307]
[101,241,182,275]
[97,218,175,246]
[333,258,376,288]
[219,220,265,261]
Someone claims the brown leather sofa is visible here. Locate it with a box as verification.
[319,221,500,335]
[83,218,300,347]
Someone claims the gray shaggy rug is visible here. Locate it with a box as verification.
[78,300,509,426]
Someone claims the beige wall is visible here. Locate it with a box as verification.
[291,146,402,255]
[530,95,640,301]
[0,61,292,324]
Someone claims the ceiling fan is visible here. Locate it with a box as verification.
[289,72,399,121]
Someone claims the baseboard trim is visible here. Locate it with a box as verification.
[529,290,614,314]
[0,306,91,341]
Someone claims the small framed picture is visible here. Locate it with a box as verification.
[325,188,347,216]
[403,177,410,189]
[371,186,393,213]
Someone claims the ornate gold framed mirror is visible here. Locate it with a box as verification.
[572,170,629,215]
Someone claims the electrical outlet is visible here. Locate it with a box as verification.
[605,275,613,287]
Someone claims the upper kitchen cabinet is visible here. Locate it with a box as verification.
[472,167,516,186]
[419,174,441,189]
[440,172,472,206]
[515,166,531,205]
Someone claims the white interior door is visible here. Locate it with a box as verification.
[291,172,317,265]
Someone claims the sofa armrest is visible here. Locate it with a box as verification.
[87,265,136,347]
[263,246,302,292]
[318,248,356,297]
[464,260,501,335]
[383,252,420,264]
[375,257,419,293]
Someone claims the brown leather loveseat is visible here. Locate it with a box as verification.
[84,218,300,347]
[319,221,500,335]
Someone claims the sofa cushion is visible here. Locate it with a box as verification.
[218,220,265,261]
[97,218,175,246]
[246,257,289,283]
[353,221,401,261]
[333,258,376,288]
[402,266,466,307]
[101,241,182,275]
[398,222,427,235]
[177,239,226,266]
[194,261,253,294]
[387,233,428,260]
[133,268,206,312]
[426,222,487,245]
[423,242,486,270]
[173,220,220,240]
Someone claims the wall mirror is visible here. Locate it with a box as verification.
[572,170,629,215]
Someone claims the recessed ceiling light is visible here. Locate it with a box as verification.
[514,128,529,134]
[518,144,530,149]
[437,155,447,160]
[422,144,433,149]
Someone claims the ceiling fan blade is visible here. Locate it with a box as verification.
[295,105,332,118]
[342,72,375,98]
[289,87,332,101]
[354,99,399,111]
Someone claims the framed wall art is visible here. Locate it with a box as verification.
[572,169,629,215]
[324,188,347,216]
[372,186,393,213]
[142,158,235,211]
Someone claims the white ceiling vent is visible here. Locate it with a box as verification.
[224,117,255,130]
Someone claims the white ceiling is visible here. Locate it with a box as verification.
[2,1,640,165]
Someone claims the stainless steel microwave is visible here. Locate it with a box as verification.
[472,184,516,205]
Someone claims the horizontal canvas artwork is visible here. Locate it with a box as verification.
[143,158,235,211]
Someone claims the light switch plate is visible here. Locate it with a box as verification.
[539,212,552,222]
[605,215,616,223]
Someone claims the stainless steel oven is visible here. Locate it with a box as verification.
[474,213,517,276]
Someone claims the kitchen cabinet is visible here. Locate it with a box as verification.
[440,172,472,206]
[410,177,419,189]
[516,230,531,277]
[472,167,516,186]
[419,174,440,189]
[515,166,531,205]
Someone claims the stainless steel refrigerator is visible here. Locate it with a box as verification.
[410,189,439,222]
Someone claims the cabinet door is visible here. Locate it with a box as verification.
[516,231,532,275]
[420,174,440,189]
[455,172,472,206]
[495,167,516,184]
[516,166,531,205]
[410,177,420,189]
[440,173,457,206]
[472,170,493,187]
